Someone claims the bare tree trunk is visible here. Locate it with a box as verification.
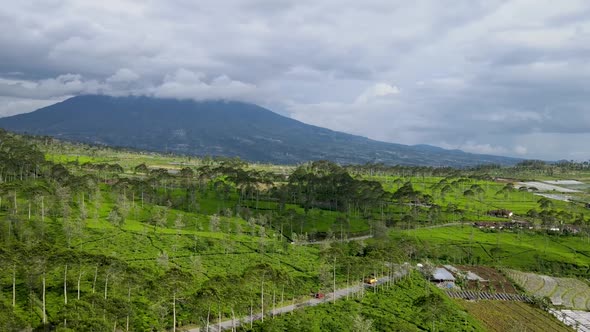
[42,273,47,324]
[232,308,236,332]
[172,292,176,332]
[12,264,16,307]
[126,285,131,332]
[77,269,83,300]
[346,265,350,300]
[361,269,365,298]
[250,301,253,328]
[64,264,68,305]
[13,191,17,215]
[261,277,264,322]
[104,273,109,300]
[93,265,98,294]
[373,268,377,294]
[41,196,44,222]
[131,191,136,219]
[28,201,31,220]
[206,305,210,331]
[333,258,336,303]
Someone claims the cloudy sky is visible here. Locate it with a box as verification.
[1,0,589,160]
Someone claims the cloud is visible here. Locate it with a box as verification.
[150,69,258,101]
[0,0,590,160]
[355,83,400,104]
[288,82,433,144]
[514,145,528,155]
[0,96,66,117]
[0,74,107,99]
[442,142,511,156]
[107,68,140,83]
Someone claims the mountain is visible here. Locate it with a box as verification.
[0,95,521,166]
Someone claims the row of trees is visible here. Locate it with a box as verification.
[0,132,416,330]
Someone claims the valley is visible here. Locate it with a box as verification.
[0,130,589,331]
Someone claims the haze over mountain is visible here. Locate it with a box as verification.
[0,95,521,166]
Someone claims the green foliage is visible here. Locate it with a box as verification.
[0,301,26,331]
[1,130,588,330]
[247,272,483,332]
[392,226,590,277]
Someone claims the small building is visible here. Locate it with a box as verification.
[431,267,455,282]
[474,222,499,229]
[474,220,533,231]
[509,220,533,230]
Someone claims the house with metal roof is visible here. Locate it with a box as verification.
[431,267,455,281]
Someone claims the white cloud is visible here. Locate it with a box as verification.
[474,110,544,123]
[0,69,260,113]
[451,142,510,156]
[514,145,528,155]
[0,74,107,99]
[355,83,400,104]
[107,68,140,83]
[150,69,258,101]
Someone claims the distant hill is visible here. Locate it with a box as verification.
[0,95,521,166]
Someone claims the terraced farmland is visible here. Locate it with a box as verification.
[549,309,590,332]
[459,300,572,332]
[506,269,590,310]
[456,265,519,293]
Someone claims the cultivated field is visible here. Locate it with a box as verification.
[517,181,580,193]
[506,270,590,310]
[549,309,590,332]
[459,300,571,332]
[535,193,574,202]
[455,265,518,294]
[544,180,585,186]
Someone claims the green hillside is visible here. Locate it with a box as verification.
[1,129,588,331]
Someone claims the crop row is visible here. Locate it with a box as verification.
[506,269,590,310]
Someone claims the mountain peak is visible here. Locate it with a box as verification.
[0,95,520,166]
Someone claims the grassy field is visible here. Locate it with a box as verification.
[371,174,590,219]
[391,226,590,277]
[43,139,292,174]
[40,138,590,243]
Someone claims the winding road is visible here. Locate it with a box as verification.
[185,266,412,331]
